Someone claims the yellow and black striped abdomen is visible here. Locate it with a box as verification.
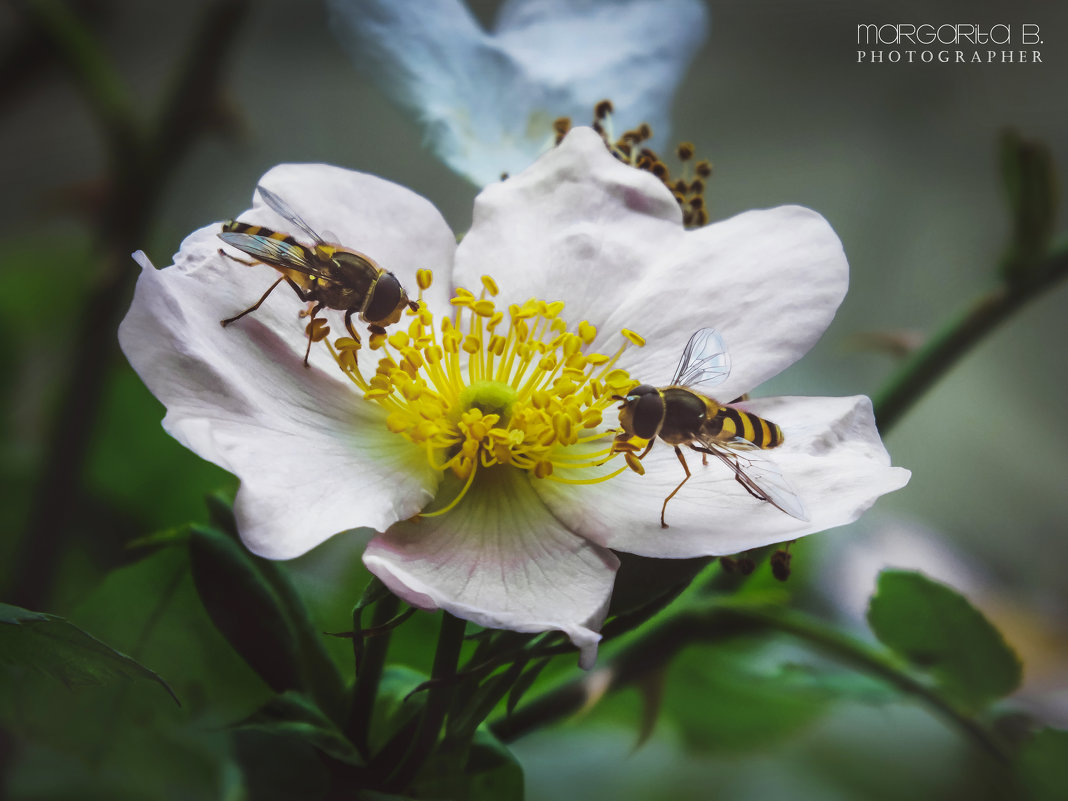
[222,220,299,245]
[705,405,784,449]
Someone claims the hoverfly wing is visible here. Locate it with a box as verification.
[257,186,326,245]
[218,231,331,281]
[699,437,809,521]
[671,327,731,389]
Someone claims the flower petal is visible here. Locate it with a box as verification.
[120,249,438,558]
[119,162,457,558]
[363,467,619,667]
[454,128,849,397]
[327,0,708,186]
[535,395,909,558]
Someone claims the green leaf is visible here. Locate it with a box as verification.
[1016,728,1068,801]
[233,691,364,767]
[663,638,836,753]
[231,728,331,801]
[416,728,524,801]
[447,657,527,744]
[0,602,177,704]
[370,665,429,755]
[506,656,551,716]
[187,525,305,696]
[867,570,1022,711]
[187,518,351,717]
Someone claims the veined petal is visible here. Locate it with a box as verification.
[455,128,848,397]
[118,162,458,558]
[120,249,437,558]
[535,395,909,558]
[363,467,619,667]
[328,0,708,186]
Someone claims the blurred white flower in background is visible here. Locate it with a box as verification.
[328,0,709,186]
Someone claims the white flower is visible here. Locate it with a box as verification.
[327,0,709,186]
[119,128,909,666]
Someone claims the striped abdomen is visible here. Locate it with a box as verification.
[704,405,784,449]
[222,220,305,250]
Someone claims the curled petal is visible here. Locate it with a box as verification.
[455,128,848,397]
[364,468,619,667]
[536,395,910,558]
[328,0,708,186]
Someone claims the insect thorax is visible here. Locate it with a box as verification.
[659,387,713,444]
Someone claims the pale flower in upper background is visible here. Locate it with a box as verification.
[327,0,709,186]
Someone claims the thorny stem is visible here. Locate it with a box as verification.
[492,603,1012,763]
[874,244,1068,433]
[7,0,249,611]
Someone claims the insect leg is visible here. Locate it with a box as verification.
[343,309,362,345]
[303,302,324,368]
[221,276,286,327]
[217,248,258,267]
[660,445,693,528]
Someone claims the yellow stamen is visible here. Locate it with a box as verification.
[328,270,643,516]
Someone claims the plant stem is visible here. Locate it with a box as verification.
[874,245,1068,433]
[727,605,1012,763]
[348,592,400,755]
[493,603,1011,763]
[383,612,466,791]
[7,0,249,611]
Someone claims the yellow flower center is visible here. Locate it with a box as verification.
[327,270,644,515]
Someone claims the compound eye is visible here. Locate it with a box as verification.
[631,390,664,440]
[365,272,403,323]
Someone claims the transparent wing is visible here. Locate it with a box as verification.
[218,231,332,281]
[671,327,731,389]
[695,435,809,521]
[257,185,325,244]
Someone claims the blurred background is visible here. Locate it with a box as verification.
[2,0,1066,799]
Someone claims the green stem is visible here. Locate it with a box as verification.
[874,244,1068,433]
[347,592,400,755]
[493,603,1011,763]
[383,613,466,791]
[18,0,136,142]
[727,605,1012,763]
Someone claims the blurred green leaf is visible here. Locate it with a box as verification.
[0,601,177,703]
[370,665,429,755]
[446,656,527,745]
[1000,129,1058,282]
[187,524,306,697]
[1015,728,1068,801]
[416,728,524,801]
[506,656,551,717]
[867,570,1022,712]
[662,638,838,753]
[231,727,332,801]
[234,691,364,767]
[3,547,254,800]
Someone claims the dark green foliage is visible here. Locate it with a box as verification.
[1015,728,1068,801]
[867,570,1022,712]
[0,601,177,703]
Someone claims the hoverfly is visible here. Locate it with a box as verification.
[613,327,808,527]
[217,186,418,366]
